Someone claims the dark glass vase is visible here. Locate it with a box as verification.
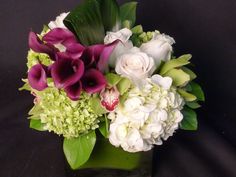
[65,138,153,177]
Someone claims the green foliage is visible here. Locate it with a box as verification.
[80,139,142,170]
[63,131,96,170]
[100,0,120,31]
[160,54,192,75]
[19,80,31,91]
[120,2,137,28]
[186,101,201,109]
[131,25,143,34]
[189,82,205,101]
[180,107,198,130]
[64,0,105,45]
[30,119,45,131]
[98,116,109,138]
[117,77,131,95]
[89,96,107,115]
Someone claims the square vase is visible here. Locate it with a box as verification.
[65,138,153,177]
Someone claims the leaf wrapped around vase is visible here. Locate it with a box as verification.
[20,0,205,176]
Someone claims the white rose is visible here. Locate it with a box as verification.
[48,12,69,29]
[104,28,133,68]
[140,33,175,67]
[115,47,155,85]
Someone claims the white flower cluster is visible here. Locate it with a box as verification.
[108,75,184,152]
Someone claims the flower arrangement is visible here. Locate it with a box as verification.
[20,0,204,173]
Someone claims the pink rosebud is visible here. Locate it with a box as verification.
[100,86,120,112]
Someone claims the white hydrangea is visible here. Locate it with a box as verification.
[108,75,184,152]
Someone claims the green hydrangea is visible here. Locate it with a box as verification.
[27,50,52,70]
[33,82,100,138]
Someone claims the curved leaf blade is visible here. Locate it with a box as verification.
[64,0,105,45]
[120,2,138,28]
[63,131,96,170]
[180,107,198,130]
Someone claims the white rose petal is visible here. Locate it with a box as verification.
[115,48,155,86]
[140,33,175,67]
[48,12,69,29]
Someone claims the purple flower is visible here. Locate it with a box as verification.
[80,41,118,72]
[28,64,48,91]
[82,69,107,94]
[29,32,57,60]
[29,28,84,60]
[51,53,84,89]
[64,81,82,101]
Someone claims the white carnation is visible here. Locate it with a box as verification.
[108,76,184,152]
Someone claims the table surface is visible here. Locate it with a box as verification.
[0,0,236,177]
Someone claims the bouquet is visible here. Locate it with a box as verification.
[20,0,204,175]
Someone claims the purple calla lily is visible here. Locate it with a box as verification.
[28,64,48,91]
[64,81,82,101]
[82,69,107,94]
[97,41,118,72]
[43,28,77,46]
[51,53,84,89]
[29,32,57,60]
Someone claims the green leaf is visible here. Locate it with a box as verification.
[180,107,198,130]
[117,77,131,95]
[186,101,201,109]
[99,116,109,138]
[164,69,190,87]
[63,131,96,170]
[105,73,122,86]
[89,97,107,115]
[64,0,105,45]
[30,119,45,131]
[182,67,197,81]
[178,89,197,102]
[160,54,192,75]
[120,2,138,28]
[190,82,205,101]
[80,139,142,170]
[99,0,120,31]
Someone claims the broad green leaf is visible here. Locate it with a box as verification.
[186,101,201,109]
[164,69,190,87]
[63,131,96,170]
[80,139,143,170]
[64,0,105,45]
[30,119,45,131]
[119,92,129,105]
[160,54,192,75]
[182,67,197,81]
[180,107,198,130]
[99,116,109,138]
[99,0,120,31]
[117,77,131,95]
[190,82,205,101]
[89,97,107,115]
[178,89,197,102]
[105,73,122,86]
[120,2,138,28]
